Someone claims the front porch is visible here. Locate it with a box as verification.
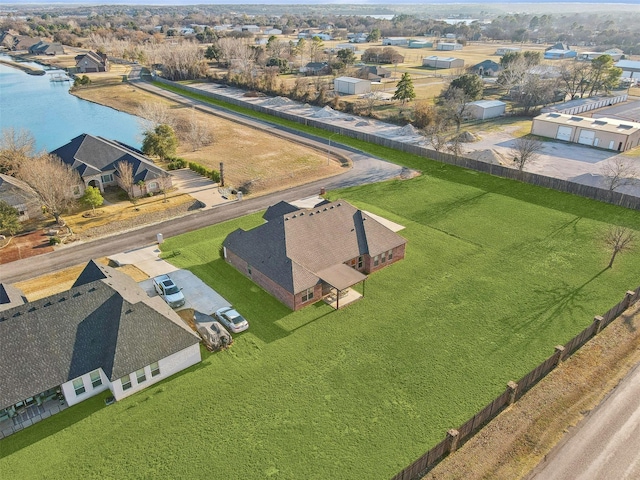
[0,390,68,439]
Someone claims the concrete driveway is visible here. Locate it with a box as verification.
[109,245,230,314]
[170,168,236,210]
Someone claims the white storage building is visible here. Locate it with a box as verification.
[468,100,507,120]
[436,42,463,51]
[334,76,371,95]
[382,37,409,46]
[422,56,464,69]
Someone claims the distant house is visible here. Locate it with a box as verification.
[51,134,172,198]
[546,42,571,51]
[0,260,201,436]
[263,28,282,36]
[382,37,409,46]
[336,43,358,52]
[468,100,507,120]
[223,199,407,310]
[0,174,43,222]
[422,56,464,69]
[334,76,371,95]
[74,51,109,73]
[470,59,502,77]
[544,49,577,60]
[356,65,392,81]
[301,62,331,76]
[436,42,463,51]
[495,47,521,56]
[0,32,41,51]
[28,41,64,56]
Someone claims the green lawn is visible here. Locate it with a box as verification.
[2,165,639,479]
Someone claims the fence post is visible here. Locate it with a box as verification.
[507,381,518,405]
[625,291,635,308]
[594,315,604,334]
[447,429,460,454]
[554,345,566,366]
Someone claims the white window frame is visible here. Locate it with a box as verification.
[136,368,146,384]
[121,374,132,391]
[150,362,161,377]
[90,370,102,388]
[373,255,379,267]
[100,173,114,183]
[388,249,393,260]
[73,378,86,396]
[301,287,314,302]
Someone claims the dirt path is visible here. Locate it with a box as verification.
[422,303,640,480]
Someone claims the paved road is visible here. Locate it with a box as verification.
[1,76,408,284]
[527,361,640,480]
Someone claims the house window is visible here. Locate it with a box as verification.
[357,256,363,269]
[90,370,102,388]
[121,374,132,391]
[381,251,386,263]
[73,378,86,396]
[388,249,393,260]
[148,182,158,190]
[100,173,113,183]
[136,368,146,384]
[150,362,161,377]
[373,255,379,267]
[247,265,252,276]
[301,287,314,302]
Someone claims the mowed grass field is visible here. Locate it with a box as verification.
[2,155,639,479]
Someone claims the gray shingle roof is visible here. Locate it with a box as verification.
[224,200,406,294]
[51,134,168,184]
[0,283,26,312]
[0,262,199,409]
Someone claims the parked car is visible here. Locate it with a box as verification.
[214,306,249,333]
[152,274,185,308]
[193,311,232,351]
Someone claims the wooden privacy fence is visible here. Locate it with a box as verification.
[390,286,640,480]
[153,77,640,211]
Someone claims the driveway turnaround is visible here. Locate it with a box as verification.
[528,361,640,480]
[110,245,230,314]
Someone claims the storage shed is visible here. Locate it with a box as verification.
[422,56,464,69]
[468,100,507,120]
[334,76,371,95]
[531,112,640,151]
[382,37,409,46]
[436,42,463,51]
[543,49,577,60]
[495,47,521,55]
[408,40,433,49]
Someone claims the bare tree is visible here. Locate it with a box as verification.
[117,160,135,200]
[136,101,175,132]
[600,158,638,191]
[182,108,213,151]
[604,226,635,268]
[361,92,382,116]
[424,122,450,152]
[512,136,543,172]
[157,174,172,203]
[0,127,36,174]
[16,153,80,226]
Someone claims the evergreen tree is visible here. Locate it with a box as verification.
[0,200,21,236]
[393,72,416,105]
[142,124,178,160]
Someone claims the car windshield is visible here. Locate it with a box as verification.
[225,311,245,324]
[164,285,180,295]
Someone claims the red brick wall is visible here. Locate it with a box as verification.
[366,243,406,273]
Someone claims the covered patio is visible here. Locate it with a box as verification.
[318,264,367,310]
[0,388,68,439]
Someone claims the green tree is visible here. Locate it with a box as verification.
[367,28,381,42]
[81,186,104,215]
[447,73,484,101]
[0,200,21,236]
[336,49,356,65]
[589,55,622,96]
[204,44,222,64]
[142,124,178,160]
[392,72,416,105]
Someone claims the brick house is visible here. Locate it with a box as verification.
[75,51,110,73]
[223,199,407,310]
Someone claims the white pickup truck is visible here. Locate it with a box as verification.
[152,274,185,308]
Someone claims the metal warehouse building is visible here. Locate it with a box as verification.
[468,100,507,120]
[422,56,464,69]
[531,112,640,151]
[334,76,371,95]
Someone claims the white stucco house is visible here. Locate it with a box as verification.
[0,261,202,437]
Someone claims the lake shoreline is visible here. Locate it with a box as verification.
[0,58,45,75]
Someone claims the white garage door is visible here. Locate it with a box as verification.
[578,130,595,145]
[556,126,572,141]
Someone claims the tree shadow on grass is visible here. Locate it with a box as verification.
[513,268,609,335]
[0,393,108,459]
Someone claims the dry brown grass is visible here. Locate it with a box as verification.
[422,303,640,480]
[72,80,344,195]
[14,257,148,301]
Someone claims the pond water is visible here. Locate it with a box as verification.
[0,55,142,152]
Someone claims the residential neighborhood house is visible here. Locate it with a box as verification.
[75,51,110,73]
[28,40,64,56]
[470,59,502,77]
[223,199,407,310]
[51,134,172,198]
[356,65,392,81]
[0,260,201,438]
[0,31,42,51]
[0,173,43,222]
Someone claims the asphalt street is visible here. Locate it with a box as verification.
[527,361,640,480]
[0,76,408,284]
